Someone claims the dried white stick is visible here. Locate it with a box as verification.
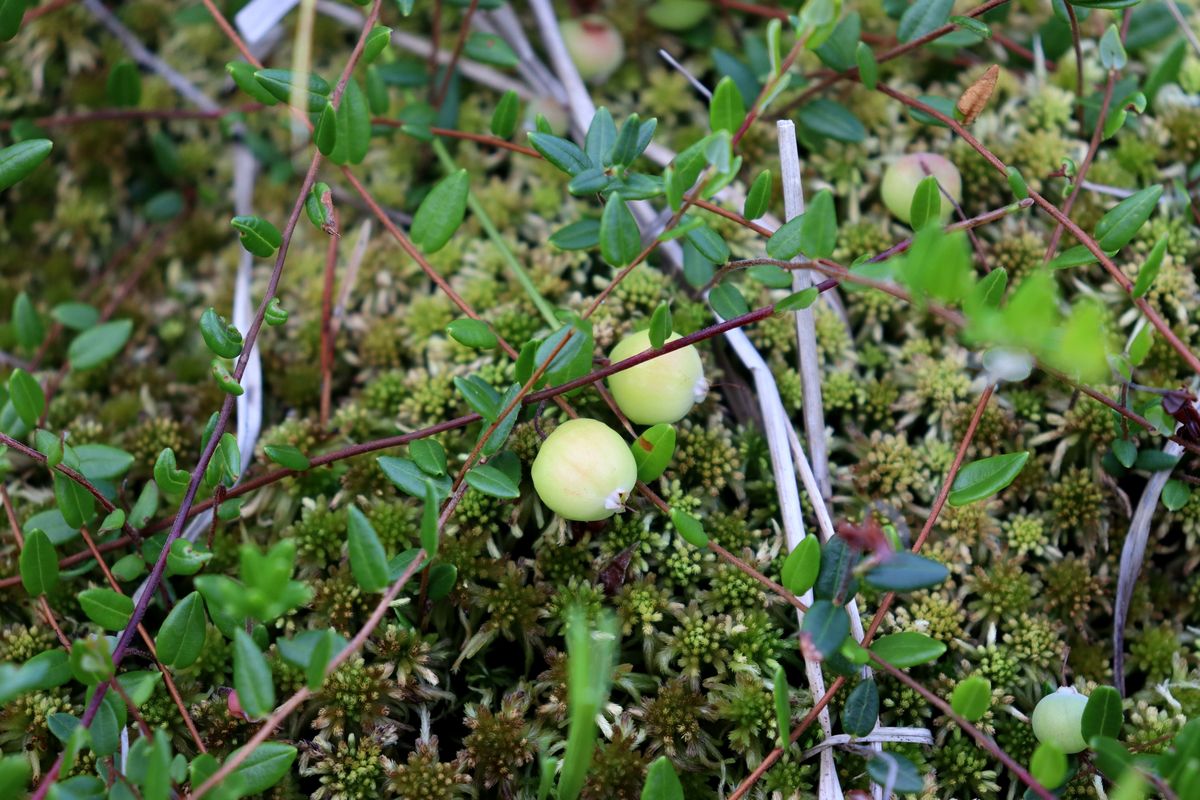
[657,49,712,99]
[800,726,935,760]
[778,122,831,503]
[477,6,568,105]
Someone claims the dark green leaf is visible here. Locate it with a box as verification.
[228,742,298,796]
[1088,736,1132,780]
[232,629,275,719]
[909,176,940,230]
[801,600,850,658]
[1112,438,1137,469]
[0,0,26,42]
[748,264,792,288]
[1093,185,1163,252]
[1132,235,1167,298]
[466,464,520,498]
[330,78,369,165]
[67,319,132,370]
[77,588,132,630]
[410,439,447,477]
[253,68,330,111]
[491,90,520,138]
[866,751,924,793]
[632,424,676,483]
[106,60,141,107]
[1163,479,1190,511]
[683,222,730,265]
[777,287,819,312]
[898,0,954,42]
[744,170,772,220]
[0,139,53,192]
[950,676,992,721]
[263,444,310,471]
[797,99,865,143]
[528,132,591,176]
[1047,244,1098,270]
[801,190,837,259]
[709,76,746,134]
[226,61,279,105]
[600,193,642,267]
[864,551,949,592]
[709,282,749,320]
[648,303,672,349]
[379,456,451,499]
[1082,686,1123,740]
[19,528,58,596]
[54,472,93,529]
[314,102,337,155]
[870,631,947,668]
[464,31,518,66]
[12,292,44,350]
[347,506,389,593]
[8,368,43,428]
[947,451,1029,506]
[815,535,860,600]
[781,536,821,596]
[231,215,282,258]
[671,508,708,548]
[420,481,439,557]
[842,679,879,737]
[640,756,684,800]
[773,664,791,746]
[549,218,601,251]
[411,170,469,254]
[856,42,878,90]
[74,444,134,481]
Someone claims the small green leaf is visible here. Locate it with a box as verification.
[631,424,676,483]
[801,190,837,259]
[870,631,947,668]
[253,68,330,111]
[20,529,58,597]
[744,170,772,220]
[420,481,440,557]
[1007,166,1029,199]
[12,292,44,350]
[1047,244,1098,270]
[67,319,132,371]
[909,175,941,230]
[491,90,520,138]
[446,318,498,349]
[709,282,749,320]
[227,742,298,796]
[465,464,520,499]
[866,752,924,794]
[640,756,684,800]
[226,61,279,105]
[347,507,390,593]
[950,676,992,721]
[314,102,337,155]
[1030,742,1068,789]
[233,629,275,719]
[77,588,133,630]
[54,472,93,529]
[777,288,819,312]
[330,78,370,165]
[1081,685,1123,740]
[801,600,850,659]
[1093,185,1163,252]
[231,215,283,259]
[199,308,244,359]
[379,456,451,499]
[648,303,672,350]
[464,31,518,67]
[671,508,708,548]
[8,369,43,428]
[855,41,878,90]
[842,679,879,737]
[1099,24,1127,70]
[950,14,991,37]
[550,218,601,251]
[1112,439,1137,469]
[781,537,821,596]
[1163,479,1190,511]
[947,451,1030,506]
[798,99,866,143]
[748,264,792,288]
[263,444,310,471]
[362,25,393,63]
[600,193,642,267]
[410,439,447,477]
[683,222,730,265]
[0,139,53,192]
[1132,235,1168,298]
[709,76,746,134]
[106,60,142,107]
[773,664,791,746]
[265,299,289,326]
[528,132,591,176]
[411,170,470,254]
[898,0,953,42]
[864,551,949,592]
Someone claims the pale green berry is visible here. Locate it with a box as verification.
[531,418,637,522]
[1031,686,1089,754]
[559,15,625,83]
[607,330,707,426]
[880,152,962,224]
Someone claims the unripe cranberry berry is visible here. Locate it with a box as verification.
[532,418,637,522]
[880,152,962,225]
[559,15,625,83]
[1031,686,1089,754]
[607,330,707,426]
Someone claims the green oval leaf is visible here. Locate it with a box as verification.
[253,68,330,111]
[77,588,133,630]
[347,506,390,593]
[870,631,947,668]
[465,464,520,499]
[263,444,310,471]
[709,282,749,320]
[709,76,746,134]
[898,0,954,42]
[773,664,791,746]
[744,170,773,220]
[781,536,821,596]
[842,678,879,737]
[362,25,393,63]
[801,599,850,659]
[106,60,142,107]
[19,529,58,597]
[632,423,676,483]
[68,319,133,371]
[491,90,520,139]
[950,676,992,722]
[1132,235,1167,298]
[1030,742,1068,789]
[1081,685,1123,740]
[947,451,1029,506]
[228,742,298,796]
[866,752,924,793]
[446,318,498,349]
[0,139,53,192]
[411,170,469,254]
[909,175,941,230]
[230,215,283,259]
[671,508,708,548]
[464,31,519,67]
[855,41,878,90]
[777,287,819,312]
[528,132,591,176]
[864,551,949,592]
[640,755,684,800]
[232,629,275,719]
[8,368,43,428]
[600,192,642,267]
[226,61,279,105]
[1093,184,1162,252]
